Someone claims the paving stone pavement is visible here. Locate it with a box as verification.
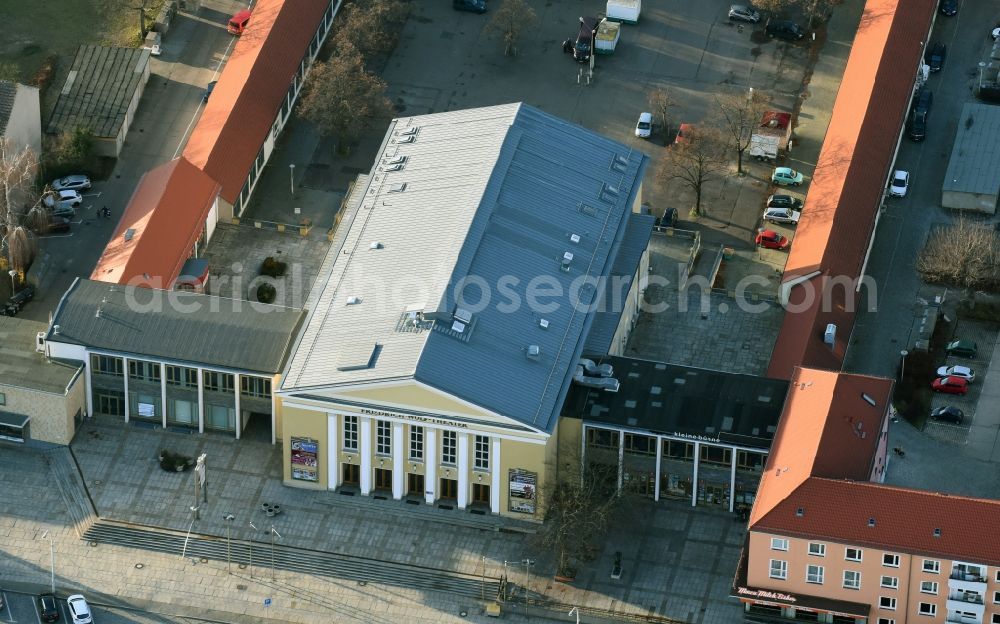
[39,416,750,622]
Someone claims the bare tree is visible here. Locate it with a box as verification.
[647,88,675,138]
[751,0,798,22]
[335,0,409,61]
[299,43,395,151]
[0,139,44,274]
[916,218,1000,299]
[656,127,727,216]
[486,0,537,57]
[714,89,772,174]
[535,466,622,579]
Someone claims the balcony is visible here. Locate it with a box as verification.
[945,605,984,624]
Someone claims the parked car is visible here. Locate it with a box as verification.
[3,284,35,316]
[939,0,957,16]
[888,170,909,197]
[67,595,92,624]
[453,0,487,12]
[924,42,946,72]
[909,89,932,141]
[936,365,975,383]
[945,339,977,358]
[763,207,801,224]
[43,190,83,210]
[771,167,803,186]
[39,593,60,621]
[45,216,72,234]
[767,194,802,210]
[755,229,789,250]
[930,405,964,424]
[728,5,760,23]
[51,174,91,191]
[674,123,693,145]
[992,26,1000,41]
[765,20,805,41]
[635,112,652,138]
[932,376,968,395]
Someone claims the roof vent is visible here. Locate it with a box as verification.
[527,345,540,361]
[370,242,384,250]
[346,296,362,305]
[386,155,407,165]
[561,252,574,272]
[539,318,549,330]
[610,154,629,173]
[388,182,407,193]
[795,507,804,517]
[400,127,418,136]
[454,307,473,324]
[451,320,467,333]
[53,325,61,335]
[124,228,136,242]
[599,183,621,204]
[868,517,876,528]
[397,135,415,144]
[933,528,941,537]
[383,162,405,172]
[824,323,837,346]
[578,202,597,217]
[862,393,876,407]
[570,233,581,244]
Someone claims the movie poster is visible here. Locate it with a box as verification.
[290,436,319,482]
[508,469,537,514]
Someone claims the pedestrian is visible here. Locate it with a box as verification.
[562,38,573,54]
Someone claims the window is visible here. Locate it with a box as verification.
[586,428,619,449]
[128,359,160,382]
[996,570,1000,583]
[879,597,896,610]
[409,426,424,460]
[376,421,391,455]
[165,366,198,388]
[994,590,1000,604]
[919,581,937,594]
[203,371,234,393]
[91,354,123,376]
[0,391,5,405]
[921,559,939,573]
[770,538,788,551]
[877,619,895,624]
[917,603,935,617]
[843,570,861,590]
[474,435,489,470]
[663,439,694,459]
[845,548,862,562]
[769,559,787,580]
[699,445,731,465]
[240,376,271,398]
[736,450,765,471]
[343,416,358,450]
[808,543,826,557]
[623,433,655,455]
[442,430,457,465]
[882,553,900,568]
[806,565,824,584]
[880,575,898,589]
[993,615,1000,624]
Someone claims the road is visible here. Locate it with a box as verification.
[1,590,212,624]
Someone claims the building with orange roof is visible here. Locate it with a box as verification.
[767,0,937,380]
[90,157,220,290]
[182,0,338,219]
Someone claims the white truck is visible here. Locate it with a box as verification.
[749,111,793,162]
[606,0,641,24]
[595,19,621,54]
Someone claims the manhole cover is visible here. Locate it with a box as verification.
[134,563,144,569]
[94,480,103,485]
[89,541,98,547]
[200,557,208,563]
[236,584,248,591]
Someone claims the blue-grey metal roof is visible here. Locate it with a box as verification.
[281,103,648,434]
[582,212,655,356]
[414,104,648,432]
[942,103,1000,197]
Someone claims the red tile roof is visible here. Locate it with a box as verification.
[767,0,937,379]
[183,0,331,204]
[749,367,892,527]
[755,478,1000,567]
[91,157,220,286]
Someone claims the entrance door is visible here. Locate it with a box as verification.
[374,468,392,491]
[472,483,490,505]
[342,463,360,485]
[407,473,425,496]
[439,477,458,500]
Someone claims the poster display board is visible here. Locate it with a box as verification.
[291,436,319,482]
[508,469,537,514]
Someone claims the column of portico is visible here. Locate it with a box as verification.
[490,438,501,514]
[160,363,167,429]
[457,433,469,509]
[360,416,372,495]
[392,422,404,500]
[122,356,130,423]
[424,429,437,505]
[234,373,242,440]
[327,413,338,489]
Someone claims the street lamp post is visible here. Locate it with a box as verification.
[223,513,235,574]
[979,62,987,90]
[249,520,258,579]
[522,558,535,617]
[900,350,909,381]
[270,525,282,581]
[289,164,296,196]
[8,269,16,293]
[40,531,55,594]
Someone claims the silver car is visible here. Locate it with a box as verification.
[763,207,801,224]
[44,189,83,210]
[52,174,92,191]
[728,4,760,23]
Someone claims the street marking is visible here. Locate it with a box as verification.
[0,591,12,623]
[82,192,102,198]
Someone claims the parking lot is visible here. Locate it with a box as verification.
[0,590,203,624]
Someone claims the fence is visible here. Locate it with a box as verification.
[652,226,701,291]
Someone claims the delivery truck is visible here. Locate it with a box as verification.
[749,111,793,162]
[606,0,641,23]
[595,19,621,54]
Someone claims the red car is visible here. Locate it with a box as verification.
[932,375,969,395]
[755,229,789,250]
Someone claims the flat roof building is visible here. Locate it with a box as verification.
[46,46,150,158]
[941,103,1000,214]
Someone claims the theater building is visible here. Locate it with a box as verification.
[277,103,652,518]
